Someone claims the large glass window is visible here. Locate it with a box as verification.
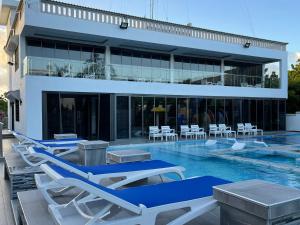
[154,97,166,126]
[216,99,225,124]
[224,99,233,128]
[131,97,143,137]
[166,98,177,129]
[189,98,198,125]
[242,99,250,123]
[60,95,76,133]
[198,98,207,129]
[177,98,188,129]
[224,61,263,87]
[117,96,129,139]
[207,99,216,125]
[232,99,242,129]
[272,100,279,131]
[143,97,154,135]
[45,93,60,139]
[264,62,280,88]
[279,100,286,130]
[263,100,272,131]
[257,100,264,129]
[250,100,257,125]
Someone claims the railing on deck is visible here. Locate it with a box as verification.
[23,56,278,88]
[40,0,287,51]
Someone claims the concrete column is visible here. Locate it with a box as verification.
[221,59,225,85]
[78,140,109,166]
[105,46,111,80]
[170,54,174,83]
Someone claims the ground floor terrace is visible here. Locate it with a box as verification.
[41,92,286,140]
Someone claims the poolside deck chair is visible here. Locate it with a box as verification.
[45,165,231,225]
[148,126,163,142]
[218,124,236,138]
[244,123,264,136]
[161,126,178,141]
[237,123,251,136]
[26,147,185,204]
[190,125,206,139]
[180,125,194,139]
[208,124,222,137]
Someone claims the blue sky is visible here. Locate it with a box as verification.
[65,0,299,52]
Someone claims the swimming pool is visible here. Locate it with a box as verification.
[108,138,300,189]
[229,150,300,166]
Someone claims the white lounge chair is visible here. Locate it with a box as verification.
[208,124,222,137]
[237,123,250,136]
[45,164,231,225]
[190,125,206,139]
[148,126,163,142]
[180,125,194,139]
[29,147,185,205]
[218,124,236,138]
[244,123,264,136]
[12,131,83,156]
[161,126,178,141]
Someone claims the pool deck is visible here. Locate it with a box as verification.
[0,138,221,225]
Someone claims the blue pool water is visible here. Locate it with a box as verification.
[108,138,300,189]
[231,151,298,165]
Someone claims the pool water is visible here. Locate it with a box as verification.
[239,134,300,146]
[231,151,298,165]
[108,140,300,189]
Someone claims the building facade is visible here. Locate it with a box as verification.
[1,0,288,140]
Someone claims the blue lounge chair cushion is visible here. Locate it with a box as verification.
[33,147,178,174]
[49,164,231,208]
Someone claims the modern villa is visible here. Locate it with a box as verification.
[1,0,288,141]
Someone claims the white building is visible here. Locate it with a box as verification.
[0,0,288,140]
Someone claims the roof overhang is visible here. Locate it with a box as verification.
[0,0,19,25]
[5,90,21,103]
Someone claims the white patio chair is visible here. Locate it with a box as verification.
[190,125,206,139]
[244,123,263,136]
[218,124,236,138]
[161,126,178,141]
[237,123,250,136]
[148,126,163,141]
[180,125,194,139]
[209,124,222,137]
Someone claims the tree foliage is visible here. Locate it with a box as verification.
[287,59,300,113]
[0,94,7,116]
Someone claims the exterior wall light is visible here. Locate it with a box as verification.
[244,42,251,48]
[8,61,14,66]
[120,21,128,29]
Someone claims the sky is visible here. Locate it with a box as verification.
[0,0,300,94]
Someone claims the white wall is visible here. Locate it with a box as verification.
[286,113,300,131]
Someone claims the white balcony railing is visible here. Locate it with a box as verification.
[23,56,279,88]
[40,0,287,51]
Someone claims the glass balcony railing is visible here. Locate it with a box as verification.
[23,56,105,79]
[23,56,279,88]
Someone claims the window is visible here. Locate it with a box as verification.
[14,46,19,72]
[15,100,20,121]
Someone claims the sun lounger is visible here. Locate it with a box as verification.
[45,165,231,225]
[26,147,185,204]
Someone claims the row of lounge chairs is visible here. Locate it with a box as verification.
[149,123,263,141]
[12,132,231,225]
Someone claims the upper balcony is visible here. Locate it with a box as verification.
[23,56,280,89]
